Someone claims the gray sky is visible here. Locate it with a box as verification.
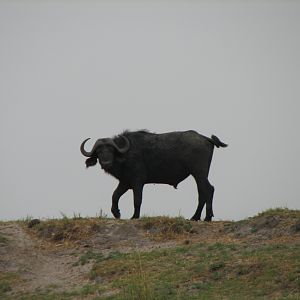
[1,1,299,221]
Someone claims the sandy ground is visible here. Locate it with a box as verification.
[0,223,92,294]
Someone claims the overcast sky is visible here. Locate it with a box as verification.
[1,1,299,221]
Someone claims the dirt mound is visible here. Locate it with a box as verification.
[223,208,300,243]
[1,208,299,299]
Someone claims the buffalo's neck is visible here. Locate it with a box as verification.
[103,163,124,181]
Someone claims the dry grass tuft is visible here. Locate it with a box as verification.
[137,216,194,240]
[25,217,113,246]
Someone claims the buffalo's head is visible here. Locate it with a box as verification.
[80,136,130,170]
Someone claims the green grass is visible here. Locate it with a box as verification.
[0,273,20,299]
[73,250,105,266]
[4,283,105,300]
[88,241,300,299]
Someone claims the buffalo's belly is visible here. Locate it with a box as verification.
[145,166,190,187]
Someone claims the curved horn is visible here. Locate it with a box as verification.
[80,138,104,157]
[80,138,92,157]
[110,135,130,153]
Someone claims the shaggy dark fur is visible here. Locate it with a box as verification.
[80,130,227,221]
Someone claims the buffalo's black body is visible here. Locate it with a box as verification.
[80,130,227,221]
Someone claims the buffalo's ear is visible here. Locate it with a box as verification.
[85,157,97,168]
[113,135,130,153]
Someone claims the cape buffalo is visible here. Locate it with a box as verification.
[80,130,227,221]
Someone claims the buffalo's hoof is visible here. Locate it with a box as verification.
[111,208,121,219]
[190,217,200,222]
[204,217,212,222]
[131,215,140,219]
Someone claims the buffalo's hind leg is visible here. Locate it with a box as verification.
[190,176,206,221]
[191,176,214,222]
[111,182,129,219]
[204,180,215,221]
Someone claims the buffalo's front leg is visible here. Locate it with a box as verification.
[111,182,129,219]
[131,184,144,219]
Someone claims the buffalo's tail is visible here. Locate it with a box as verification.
[209,135,228,148]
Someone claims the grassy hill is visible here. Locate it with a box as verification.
[0,208,300,299]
